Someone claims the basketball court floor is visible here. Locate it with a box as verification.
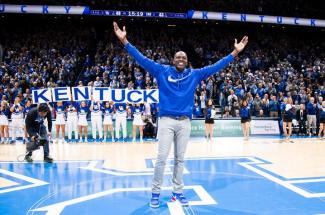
[1,136,325,214]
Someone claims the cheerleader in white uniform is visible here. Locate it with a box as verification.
[78,101,89,142]
[90,101,103,141]
[66,101,78,142]
[132,103,145,142]
[114,103,128,141]
[23,99,32,143]
[54,101,66,143]
[102,101,114,142]
[0,100,10,144]
[10,97,24,143]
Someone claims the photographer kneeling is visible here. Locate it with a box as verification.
[24,104,53,163]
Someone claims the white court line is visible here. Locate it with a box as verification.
[167,202,186,215]
[0,161,90,164]
[183,156,325,198]
[288,178,325,184]
[31,185,216,215]
[0,169,48,194]
[83,157,325,198]
[80,160,189,176]
[239,160,325,198]
[239,162,315,198]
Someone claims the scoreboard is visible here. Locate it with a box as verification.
[91,10,187,19]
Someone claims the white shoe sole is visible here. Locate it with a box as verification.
[149,203,159,208]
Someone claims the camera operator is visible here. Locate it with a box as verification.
[24,104,53,163]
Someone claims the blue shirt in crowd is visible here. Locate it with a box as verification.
[306,102,317,115]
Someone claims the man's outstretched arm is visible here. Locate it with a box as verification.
[113,22,165,77]
[195,36,248,81]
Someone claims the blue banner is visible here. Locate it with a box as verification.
[1,4,324,28]
[32,88,159,104]
[0,4,90,15]
[187,10,325,28]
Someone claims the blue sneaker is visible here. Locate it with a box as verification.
[171,192,189,206]
[149,193,160,208]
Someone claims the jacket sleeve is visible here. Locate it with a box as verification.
[194,54,234,81]
[124,42,166,78]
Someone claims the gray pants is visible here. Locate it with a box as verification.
[152,117,191,194]
[307,114,317,134]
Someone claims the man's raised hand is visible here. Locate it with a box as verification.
[113,22,128,45]
[234,36,248,54]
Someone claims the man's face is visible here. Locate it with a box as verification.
[173,51,188,71]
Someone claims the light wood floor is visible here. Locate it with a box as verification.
[1,137,325,181]
[0,138,325,178]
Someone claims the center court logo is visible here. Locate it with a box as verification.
[1,158,325,214]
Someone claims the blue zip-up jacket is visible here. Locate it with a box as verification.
[125,43,234,119]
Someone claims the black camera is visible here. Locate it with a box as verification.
[26,136,47,152]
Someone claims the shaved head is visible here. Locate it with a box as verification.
[173,51,188,72]
[174,51,187,59]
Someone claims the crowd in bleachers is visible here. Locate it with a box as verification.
[0,21,324,141]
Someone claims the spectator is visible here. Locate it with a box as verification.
[269,95,279,118]
[306,97,318,136]
[192,102,203,118]
[296,104,307,136]
[227,89,238,116]
[252,94,262,116]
